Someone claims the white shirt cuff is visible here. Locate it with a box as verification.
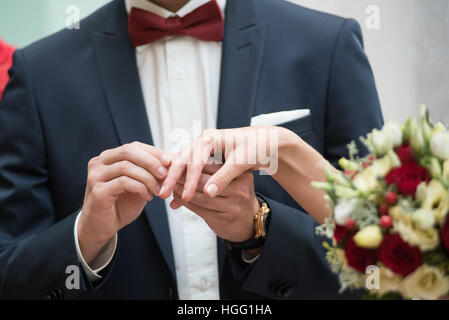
[74,212,117,282]
[241,250,261,264]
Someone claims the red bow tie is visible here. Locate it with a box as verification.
[128,0,224,47]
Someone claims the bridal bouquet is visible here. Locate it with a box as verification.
[314,105,449,300]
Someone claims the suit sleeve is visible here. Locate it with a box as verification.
[0,50,111,299]
[324,18,384,165]
[226,19,383,299]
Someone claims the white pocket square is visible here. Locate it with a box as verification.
[250,109,311,127]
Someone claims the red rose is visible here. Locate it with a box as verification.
[334,225,349,243]
[378,234,422,276]
[441,215,449,254]
[385,162,430,197]
[344,236,378,273]
[395,144,414,164]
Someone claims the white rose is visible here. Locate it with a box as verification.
[371,129,394,156]
[420,179,449,225]
[402,265,449,300]
[413,209,435,230]
[353,153,398,192]
[415,182,428,204]
[369,267,403,297]
[393,219,440,251]
[443,160,449,185]
[383,122,403,147]
[334,198,359,226]
[431,132,449,160]
[433,196,449,226]
[389,206,439,251]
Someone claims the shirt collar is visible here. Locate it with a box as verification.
[125,0,226,18]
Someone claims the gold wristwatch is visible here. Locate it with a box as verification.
[254,202,270,239]
[225,195,271,250]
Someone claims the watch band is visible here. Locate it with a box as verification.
[225,234,266,250]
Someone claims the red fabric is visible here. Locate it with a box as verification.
[128,0,224,47]
[0,39,15,100]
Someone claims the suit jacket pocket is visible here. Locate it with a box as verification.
[279,114,315,146]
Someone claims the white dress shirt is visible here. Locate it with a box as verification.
[75,0,227,300]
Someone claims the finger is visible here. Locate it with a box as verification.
[170,199,182,210]
[174,184,226,211]
[176,173,211,193]
[159,148,190,199]
[202,163,222,175]
[100,144,168,180]
[172,191,219,220]
[204,158,252,197]
[218,170,255,198]
[97,176,153,204]
[130,141,172,166]
[183,133,217,201]
[97,160,161,195]
[176,164,220,185]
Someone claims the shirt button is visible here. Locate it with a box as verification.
[198,277,210,292]
[177,69,187,80]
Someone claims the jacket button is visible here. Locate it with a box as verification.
[279,287,293,298]
[56,288,64,300]
[45,291,58,300]
[269,281,282,296]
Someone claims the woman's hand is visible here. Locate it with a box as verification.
[159,125,332,224]
[159,126,280,201]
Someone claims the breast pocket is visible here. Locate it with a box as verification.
[279,114,315,147]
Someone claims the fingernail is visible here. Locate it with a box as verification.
[162,154,171,164]
[182,190,187,200]
[206,184,219,197]
[158,166,167,177]
[159,186,166,197]
[156,184,161,195]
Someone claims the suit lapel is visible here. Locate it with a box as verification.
[217,0,267,130]
[92,0,175,279]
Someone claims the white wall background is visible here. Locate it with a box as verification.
[1,0,448,123]
[291,0,449,123]
[0,0,109,48]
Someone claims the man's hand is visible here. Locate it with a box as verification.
[78,142,171,265]
[170,166,260,242]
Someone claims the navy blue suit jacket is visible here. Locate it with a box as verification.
[0,0,383,299]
